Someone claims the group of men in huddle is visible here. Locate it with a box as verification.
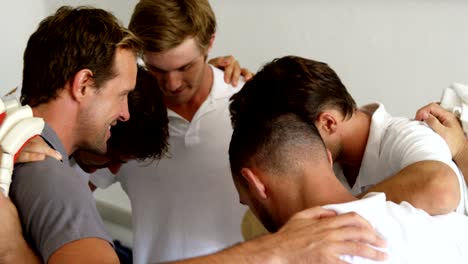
[1,0,468,264]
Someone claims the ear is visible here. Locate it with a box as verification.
[240,168,267,200]
[206,34,216,54]
[315,112,338,137]
[70,69,95,103]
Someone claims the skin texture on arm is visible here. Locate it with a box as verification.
[48,238,119,264]
[416,102,468,184]
[359,160,460,215]
[0,194,41,264]
[166,207,387,264]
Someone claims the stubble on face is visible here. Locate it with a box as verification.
[77,103,114,154]
[76,48,137,155]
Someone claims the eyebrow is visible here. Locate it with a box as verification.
[147,56,198,73]
[120,88,133,96]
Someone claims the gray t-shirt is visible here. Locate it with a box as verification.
[10,123,112,262]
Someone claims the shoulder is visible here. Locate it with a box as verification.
[13,157,87,195]
[380,117,454,168]
[383,117,448,150]
[11,158,112,262]
[211,65,245,97]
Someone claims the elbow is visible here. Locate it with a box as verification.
[426,173,460,214]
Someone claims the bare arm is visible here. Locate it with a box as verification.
[166,207,387,264]
[454,144,468,182]
[48,238,119,264]
[360,160,460,215]
[416,102,468,182]
[0,194,41,264]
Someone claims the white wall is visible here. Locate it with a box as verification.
[210,0,468,117]
[43,0,137,25]
[0,1,48,94]
[11,1,468,117]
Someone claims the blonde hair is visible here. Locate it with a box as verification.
[129,0,216,53]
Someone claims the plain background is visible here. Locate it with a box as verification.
[2,0,467,245]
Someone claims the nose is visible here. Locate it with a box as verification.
[165,71,182,91]
[118,98,130,122]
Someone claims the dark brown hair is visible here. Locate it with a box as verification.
[230,56,357,130]
[21,6,142,106]
[108,67,169,161]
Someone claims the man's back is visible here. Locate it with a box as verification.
[324,193,468,263]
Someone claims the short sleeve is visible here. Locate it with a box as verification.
[10,157,113,262]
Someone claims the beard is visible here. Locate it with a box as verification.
[76,109,110,155]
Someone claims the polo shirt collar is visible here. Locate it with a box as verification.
[352,103,392,192]
[167,65,234,120]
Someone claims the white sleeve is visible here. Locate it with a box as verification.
[381,118,468,214]
[89,169,118,189]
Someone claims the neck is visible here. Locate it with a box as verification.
[167,64,213,121]
[32,97,79,156]
[336,110,371,185]
[299,169,357,210]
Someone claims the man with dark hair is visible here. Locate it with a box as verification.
[228,111,468,263]
[10,6,141,263]
[231,55,467,233]
[72,67,170,176]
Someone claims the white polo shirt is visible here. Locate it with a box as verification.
[335,103,468,215]
[91,65,246,263]
[324,192,468,263]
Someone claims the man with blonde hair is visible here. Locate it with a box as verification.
[90,0,249,261]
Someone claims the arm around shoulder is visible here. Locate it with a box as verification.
[363,160,460,214]
[165,207,387,264]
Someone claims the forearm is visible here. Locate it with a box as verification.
[361,160,460,215]
[165,236,276,264]
[2,239,41,264]
[453,141,468,183]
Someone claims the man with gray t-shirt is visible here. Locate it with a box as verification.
[10,6,141,263]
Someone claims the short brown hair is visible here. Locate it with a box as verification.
[230,56,357,130]
[21,6,142,107]
[129,0,216,53]
[108,67,169,161]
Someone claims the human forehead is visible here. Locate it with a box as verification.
[143,38,202,72]
[104,48,138,92]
